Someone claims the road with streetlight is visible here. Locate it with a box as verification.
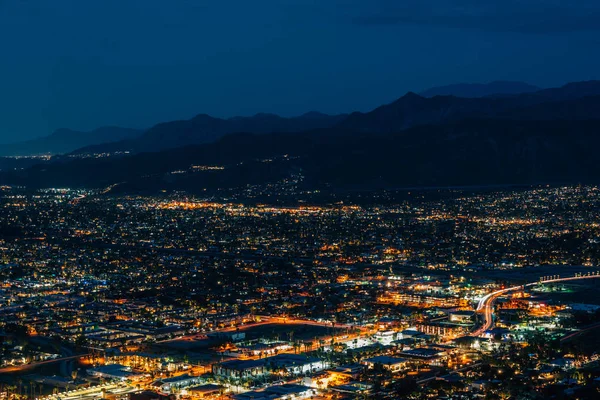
[473,273,600,337]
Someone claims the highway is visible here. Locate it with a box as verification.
[473,274,600,337]
[14,273,598,398]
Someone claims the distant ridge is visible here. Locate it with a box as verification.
[420,81,540,98]
[3,80,600,193]
[5,80,596,158]
[0,127,142,157]
[338,81,600,133]
[72,112,348,155]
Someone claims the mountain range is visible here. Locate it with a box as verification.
[1,80,540,158]
[75,81,546,155]
[72,111,347,155]
[2,80,600,193]
[0,127,142,157]
[338,81,600,134]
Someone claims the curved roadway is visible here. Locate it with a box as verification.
[473,274,600,337]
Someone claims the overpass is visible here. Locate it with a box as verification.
[472,273,600,337]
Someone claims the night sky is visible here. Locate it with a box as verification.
[1,0,600,142]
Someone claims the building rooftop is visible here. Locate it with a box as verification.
[363,356,408,365]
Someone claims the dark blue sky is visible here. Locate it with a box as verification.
[1,0,600,142]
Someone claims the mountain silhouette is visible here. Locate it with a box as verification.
[3,80,600,192]
[420,81,540,98]
[337,81,600,133]
[74,112,347,155]
[3,118,600,192]
[0,127,142,156]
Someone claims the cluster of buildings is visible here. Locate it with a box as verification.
[0,186,600,398]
